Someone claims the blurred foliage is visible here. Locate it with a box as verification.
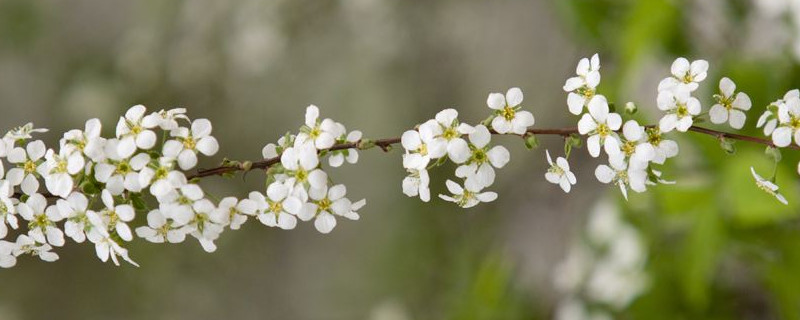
[559,0,800,319]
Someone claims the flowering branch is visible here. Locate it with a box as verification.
[0,54,797,269]
[189,125,797,180]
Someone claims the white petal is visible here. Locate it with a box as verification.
[567,93,586,115]
[491,117,512,134]
[487,146,510,168]
[506,87,523,107]
[446,139,470,164]
[729,110,746,129]
[314,213,337,234]
[595,165,615,183]
[469,125,491,148]
[486,93,506,110]
[709,104,728,124]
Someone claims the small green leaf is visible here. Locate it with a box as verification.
[524,134,539,150]
[719,137,736,155]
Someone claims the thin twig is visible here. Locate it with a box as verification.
[186,125,793,180]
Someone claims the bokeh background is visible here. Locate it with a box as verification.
[0,0,799,319]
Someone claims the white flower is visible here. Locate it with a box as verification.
[163,118,220,170]
[487,87,535,134]
[578,95,623,157]
[254,181,303,230]
[657,88,701,132]
[5,123,48,142]
[438,179,498,208]
[94,142,150,195]
[186,199,226,253]
[454,125,510,190]
[138,157,185,198]
[145,108,189,130]
[299,184,362,234]
[116,104,158,157]
[56,192,92,243]
[658,57,709,92]
[642,126,679,164]
[0,181,18,239]
[564,53,601,115]
[158,183,205,227]
[60,118,106,162]
[607,120,656,168]
[595,157,647,200]
[213,196,257,230]
[751,167,788,205]
[545,150,576,193]
[97,190,136,242]
[402,156,431,202]
[329,126,362,167]
[86,226,138,267]
[759,90,798,136]
[43,148,85,198]
[6,140,47,195]
[17,193,65,246]
[772,96,800,147]
[135,209,189,243]
[10,234,58,263]
[296,105,339,150]
[401,123,446,169]
[280,143,327,190]
[427,109,474,164]
[709,77,751,129]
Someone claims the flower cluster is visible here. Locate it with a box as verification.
[564,55,689,199]
[259,105,366,234]
[401,87,529,208]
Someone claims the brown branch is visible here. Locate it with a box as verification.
[186,125,792,180]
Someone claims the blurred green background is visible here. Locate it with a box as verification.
[0,0,799,319]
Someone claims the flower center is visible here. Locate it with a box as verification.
[682,74,694,84]
[442,127,459,140]
[548,165,564,176]
[472,148,488,163]
[596,123,610,137]
[295,168,309,182]
[269,201,283,214]
[154,167,169,180]
[417,144,428,156]
[676,104,689,118]
[616,170,629,184]
[578,87,595,98]
[756,181,778,196]
[309,127,321,139]
[115,161,131,175]
[182,137,197,150]
[790,116,800,130]
[622,141,636,156]
[646,128,662,146]
[502,106,516,121]
[23,160,37,174]
[317,198,331,212]
[456,191,475,207]
[130,125,142,135]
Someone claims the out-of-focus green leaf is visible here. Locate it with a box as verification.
[681,207,724,311]
[657,186,714,216]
